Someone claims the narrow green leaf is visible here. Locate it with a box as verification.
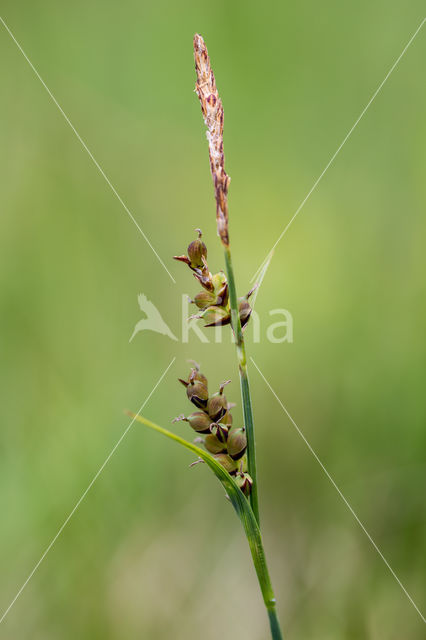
[129,412,276,610]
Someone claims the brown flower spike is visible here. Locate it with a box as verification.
[194,34,230,247]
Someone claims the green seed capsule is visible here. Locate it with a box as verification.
[194,290,217,310]
[202,306,231,327]
[213,453,238,475]
[227,427,247,460]
[211,271,227,291]
[207,394,228,422]
[186,380,209,409]
[186,411,212,434]
[204,433,227,454]
[235,472,253,497]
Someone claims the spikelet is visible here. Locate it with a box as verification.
[193,34,230,247]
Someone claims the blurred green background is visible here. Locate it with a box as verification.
[1,1,425,638]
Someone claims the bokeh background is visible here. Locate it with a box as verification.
[1,1,425,638]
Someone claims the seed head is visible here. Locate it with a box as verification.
[221,411,233,426]
[174,229,208,272]
[212,422,229,443]
[204,433,227,454]
[186,380,209,409]
[193,34,230,247]
[227,427,247,460]
[186,411,213,434]
[207,381,230,421]
[201,306,231,327]
[238,299,252,328]
[193,290,217,310]
[179,365,208,389]
[187,229,207,268]
[235,472,253,497]
[213,453,238,475]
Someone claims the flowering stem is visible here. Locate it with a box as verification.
[268,607,284,640]
[224,246,260,525]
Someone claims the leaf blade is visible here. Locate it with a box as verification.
[129,412,276,608]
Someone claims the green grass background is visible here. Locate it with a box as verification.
[0,1,425,638]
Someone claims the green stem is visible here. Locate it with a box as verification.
[224,246,260,525]
[223,247,283,638]
[268,607,284,640]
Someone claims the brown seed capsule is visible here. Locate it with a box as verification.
[204,433,227,454]
[186,380,209,409]
[207,394,228,422]
[235,472,253,497]
[193,264,214,291]
[213,453,238,475]
[227,427,247,460]
[179,366,208,390]
[189,366,208,388]
[216,282,229,306]
[238,299,252,328]
[187,229,207,269]
[212,422,229,443]
[186,411,212,434]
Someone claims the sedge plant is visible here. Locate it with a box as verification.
[130,34,283,639]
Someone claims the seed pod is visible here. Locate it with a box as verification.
[207,394,228,422]
[235,472,253,497]
[216,423,229,443]
[194,290,217,309]
[227,427,247,460]
[174,230,207,271]
[186,411,212,434]
[186,380,209,409]
[202,306,231,327]
[187,230,207,269]
[216,282,229,306]
[204,433,227,454]
[179,366,208,390]
[213,453,238,475]
[221,411,233,426]
[238,299,252,328]
[211,270,226,289]
[211,422,229,443]
[190,366,208,388]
